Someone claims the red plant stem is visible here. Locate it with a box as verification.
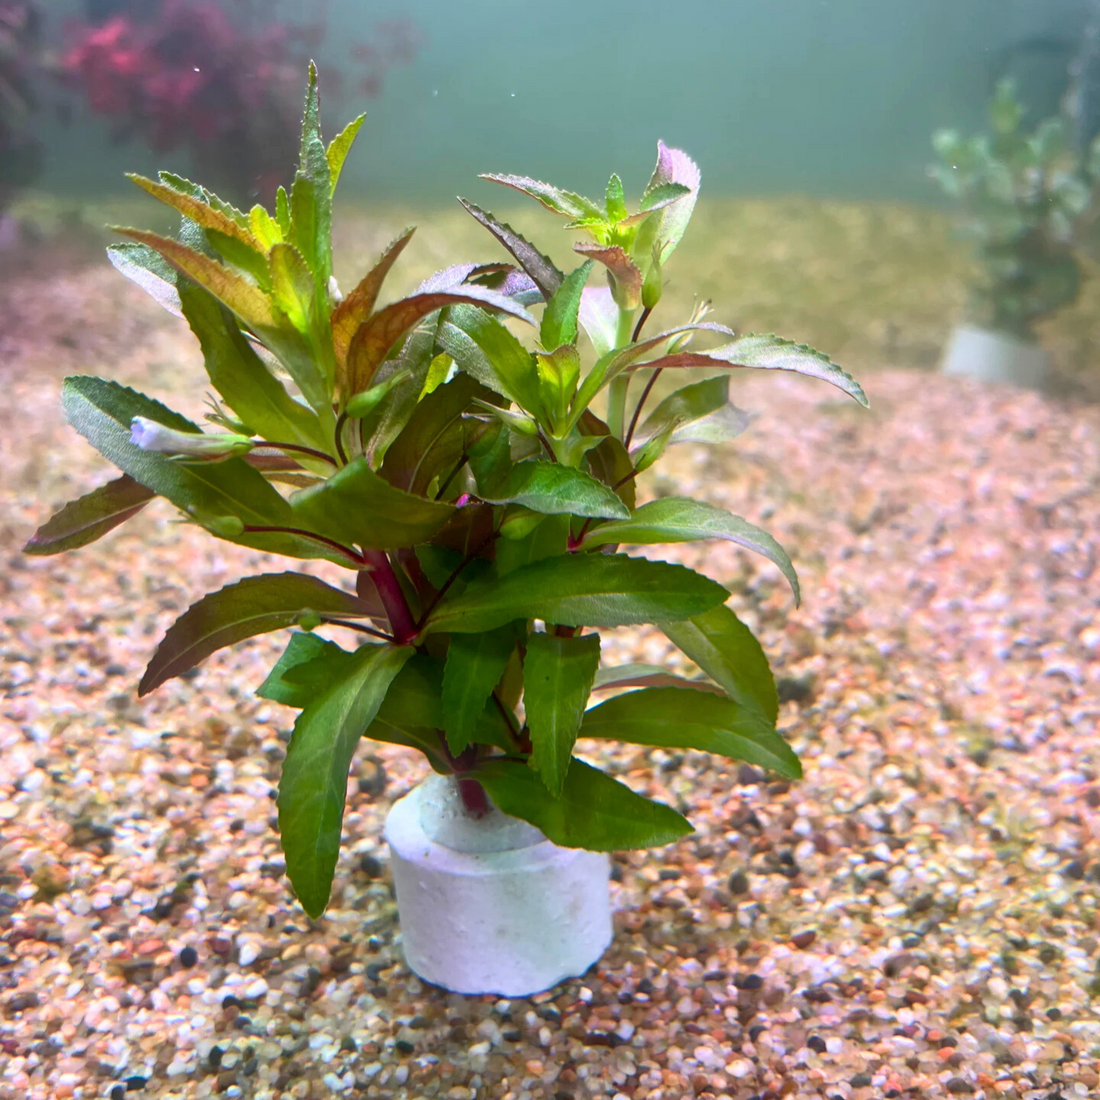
[363,548,418,645]
[457,778,490,816]
[623,367,664,450]
[319,618,395,642]
[631,305,653,344]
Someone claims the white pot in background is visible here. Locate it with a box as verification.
[940,324,1048,389]
[384,774,612,996]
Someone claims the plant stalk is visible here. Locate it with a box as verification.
[363,548,418,645]
[605,307,637,439]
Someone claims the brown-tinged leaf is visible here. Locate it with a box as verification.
[139,572,373,695]
[114,228,279,331]
[127,174,264,253]
[331,228,416,381]
[24,476,155,556]
[344,287,535,397]
[573,243,643,309]
[457,199,563,300]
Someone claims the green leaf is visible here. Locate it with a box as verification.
[441,624,521,755]
[540,261,592,351]
[114,228,278,330]
[289,456,456,550]
[535,345,581,428]
[479,173,605,220]
[580,498,799,603]
[581,687,800,779]
[370,653,514,752]
[268,242,315,334]
[577,286,617,358]
[275,186,291,236]
[628,336,868,408]
[605,174,627,223]
[425,553,727,635]
[379,373,490,495]
[345,288,535,398]
[289,62,333,294]
[635,376,751,447]
[494,512,570,577]
[249,204,282,249]
[525,632,601,795]
[476,460,629,519]
[24,475,155,556]
[573,243,642,310]
[640,142,700,264]
[475,756,692,850]
[331,227,416,381]
[326,113,366,193]
[178,284,327,455]
[139,572,372,695]
[435,303,541,412]
[659,604,779,724]
[127,173,264,253]
[257,631,351,708]
[568,322,734,430]
[106,242,183,318]
[62,377,355,566]
[592,663,725,694]
[279,643,412,917]
[457,199,563,300]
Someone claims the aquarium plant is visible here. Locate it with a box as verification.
[930,79,1092,341]
[0,0,43,214]
[25,67,867,919]
[57,1,418,203]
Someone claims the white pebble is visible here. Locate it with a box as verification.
[238,942,261,967]
[243,978,268,999]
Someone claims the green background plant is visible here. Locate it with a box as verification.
[930,79,1094,342]
[26,67,866,919]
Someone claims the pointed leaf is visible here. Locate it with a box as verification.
[476,460,630,519]
[268,242,315,334]
[257,631,348,707]
[113,228,278,329]
[62,377,354,565]
[541,260,592,351]
[479,173,604,220]
[581,687,800,778]
[458,199,563,300]
[331,227,416,380]
[345,288,535,397]
[475,756,692,850]
[139,572,371,695]
[127,173,263,252]
[635,376,745,445]
[372,652,514,752]
[569,322,735,429]
[327,113,366,192]
[436,303,541,411]
[578,286,617,358]
[107,242,183,318]
[24,476,154,556]
[580,497,799,603]
[525,632,601,795]
[379,373,491,495]
[592,663,725,694]
[660,604,779,724]
[425,553,727,635]
[289,456,456,550]
[628,336,868,407]
[279,643,413,917]
[573,243,643,309]
[178,283,328,454]
[249,204,282,249]
[605,174,627,223]
[642,142,700,263]
[442,624,521,755]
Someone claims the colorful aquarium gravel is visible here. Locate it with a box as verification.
[1,221,1099,1100]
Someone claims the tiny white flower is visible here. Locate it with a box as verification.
[130,417,252,460]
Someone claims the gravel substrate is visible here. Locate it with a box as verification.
[1,252,1099,1100]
